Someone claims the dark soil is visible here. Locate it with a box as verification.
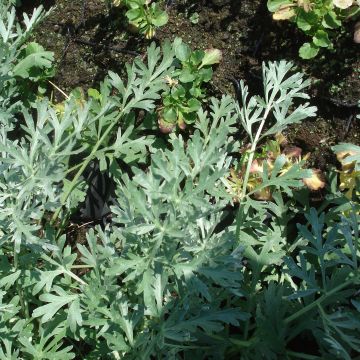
[22,0,360,171]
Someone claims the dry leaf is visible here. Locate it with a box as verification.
[298,0,313,12]
[112,0,122,7]
[253,187,273,201]
[333,0,353,9]
[249,159,264,174]
[273,5,296,20]
[335,149,357,166]
[354,21,360,43]
[275,132,288,146]
[339,170,359,199]
[303,169,326,190]
[283,146,302,159]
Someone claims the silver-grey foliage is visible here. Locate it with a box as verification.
[0,10,359,358]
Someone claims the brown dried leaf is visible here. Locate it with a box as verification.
[273,5,296,20]
[354,21,360,43]
[303,169,326,190]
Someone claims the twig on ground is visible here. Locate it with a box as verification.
[75,38,140,56]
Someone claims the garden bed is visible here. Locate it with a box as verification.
[1,1,360,359]
[28,0,360,170]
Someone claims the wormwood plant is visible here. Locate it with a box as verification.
[0,4,54,124]
[0,39,175,252]
[225,60,360,358]
[0,22,359,358]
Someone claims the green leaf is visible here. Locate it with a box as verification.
[296,10,318,31]
[299,42,319,59]
[12,42,54,78]
[322,11,341,29]
[87,88,101,100]
[67,299,83,333]
[190,49,205,65]
[313,30,331,48]
[0,270,21,289]
[61,179,87,213]
[200,48,222,68]
[267,0,292,12]
[174,38,191,61]
[33,291,78,323]
[151,10,168,27]
[163,106,178,122]
[179,69,196,83]
[166,308,249,335]
[199,67,213,82]
[32,270,64,295]
[126,8,141,22]
[187,98,201,112]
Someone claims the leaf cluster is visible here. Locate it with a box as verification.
[112,0,168,39]
[159,38,222,132]
[0,10,359,359]
[268,0,360,58]
[0,4,54,125]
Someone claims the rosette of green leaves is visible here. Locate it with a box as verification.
[125,0,168,39]
[267,0,360,59]
[159,38,222,132]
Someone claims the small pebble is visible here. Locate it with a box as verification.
[354,21,360,43]
[221,32,230,40]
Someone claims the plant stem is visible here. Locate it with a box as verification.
[64,268,88,286]
[284,275,359,325]
[235,97,276,342]
[50,111,122,226]
[235,93,276,241]
[206,333,256,348]
[71,264,95,269]
[285,351,322,359]
[14,249,30,319]
[239,105,270,201]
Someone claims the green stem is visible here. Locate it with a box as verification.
[65,161,85,175]
[235,102,274,340]
[285,351,322,360]
[206,333,256,348]
[14,250,30,319]
[50,111,122,226]
[70,264,95,269]
[239,110,268,201]
[235,96,276,242]
[64,268,88,286]
[284,275,358,325]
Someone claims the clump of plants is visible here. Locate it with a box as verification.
[268,0,360,58]
[0,4,54,120]
[1,4,360,360]
[227,133,325,201]
[158,38,222,132]
[333,142,360,198]
[112,0,168,38]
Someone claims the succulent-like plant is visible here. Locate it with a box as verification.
[268,0,360,58]
[159,38,222,132]
[227,134,325,201]
[112,0,168,39]
[333,142,360,199]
